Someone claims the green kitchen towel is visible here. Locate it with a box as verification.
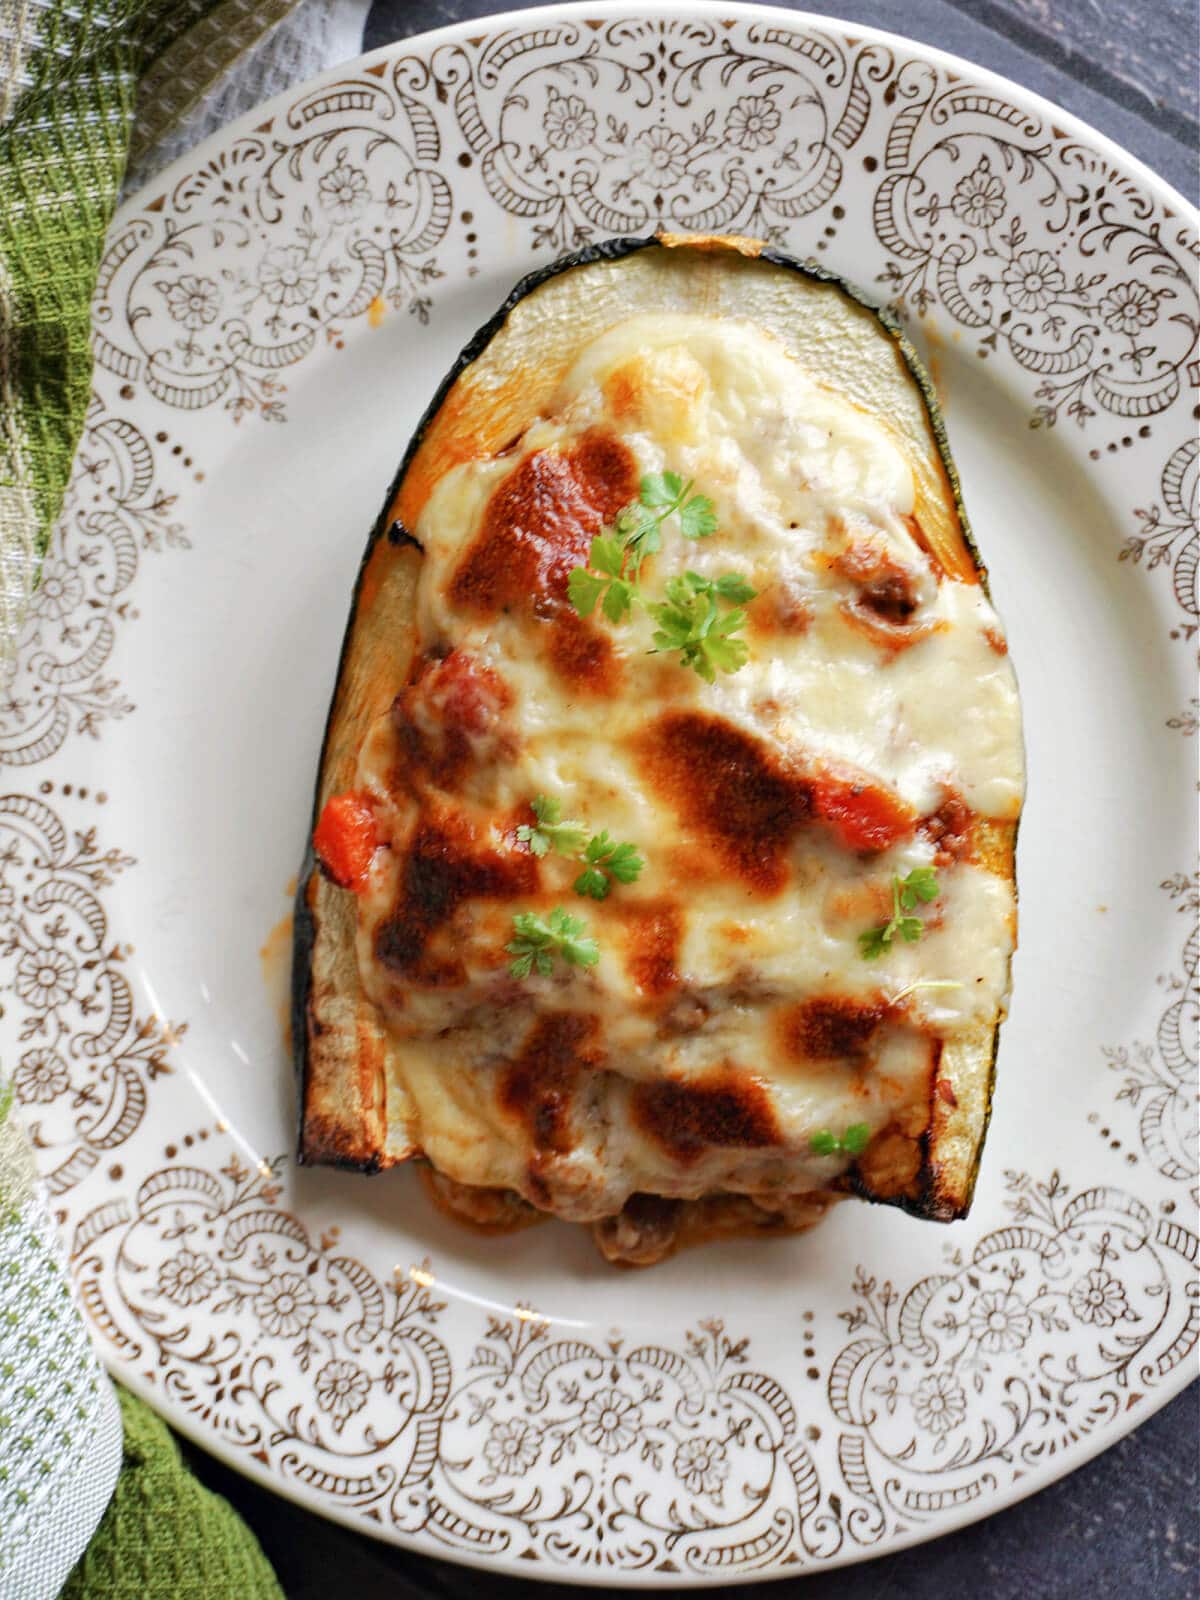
[60,1385,284,1600]
[1,4,356,1592]
[0,0,297,659]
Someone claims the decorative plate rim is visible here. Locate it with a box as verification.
[129,0,1200,225]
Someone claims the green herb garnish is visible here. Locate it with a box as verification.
[647,571,756,683]
[516,794,588,859]
[567,468,714,620]
[567,532,641,625]
[517,796,644,902]
[506,908,600,978]
[566,473,754,682]
[614,473,719,579]
[810,1123,872,1158]
[573,831,645,901]
[638,470,718,542]
[858,867,941,960]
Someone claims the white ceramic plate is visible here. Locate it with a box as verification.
[7,3,1197,1584]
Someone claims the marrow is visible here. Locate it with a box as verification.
[292,234,1024,1263]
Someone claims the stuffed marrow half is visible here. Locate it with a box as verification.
[293,234,1024,1266]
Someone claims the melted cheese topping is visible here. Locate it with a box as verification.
[350,313,1024,1221]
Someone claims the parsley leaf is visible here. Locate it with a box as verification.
[567,471,733,637]
[598,839,643,884]
[857,924,891,961]
[858,868,941,959]
[714,572,756,603]
[899,865,939,909]
[602,577,638,624]
[648,571,756,682]
[589,533,626,577]
[573,868,608,901]
[506,907,599,978]
[639,470,684,507]
[516,794,588,859]
[635,474,717,546]
[612,505,661,579]
[568,538,639,623]
[573,831,645,900]
[699,610,752,678]
[517,796,644,902]
[810,1122,872,1157]
[566,567,608,619]
[679,493,718,540]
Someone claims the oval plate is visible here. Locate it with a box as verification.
[7,3,1197,1584]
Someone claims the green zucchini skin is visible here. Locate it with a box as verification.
[292,233,1012,1213]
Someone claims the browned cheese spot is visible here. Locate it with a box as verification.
[635,711,914,885]
[748,578,812,639]
[777,996,888,1062]
[375,814,536,984]
[631,1069,781,1166]
[499,1013,605,1155]
[858,570,920,623]
[833,528,944,654]
[618,902,684,997]
[634,711,814,893]
[447,431,637,693]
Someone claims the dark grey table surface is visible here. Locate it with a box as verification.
[187,3,1199,1595]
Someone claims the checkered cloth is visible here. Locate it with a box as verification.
[0,1086,123,1597]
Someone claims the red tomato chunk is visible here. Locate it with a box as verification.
[313,792,378,890]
